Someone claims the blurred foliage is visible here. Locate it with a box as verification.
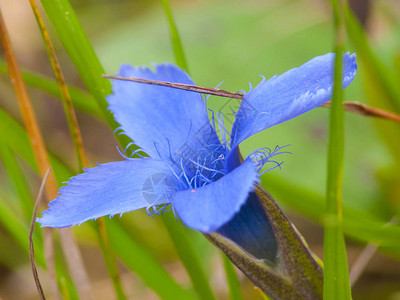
[0,0,399,299]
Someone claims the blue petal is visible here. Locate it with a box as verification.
[230,53,357,148]
[107,64,222,167]
[173,159,258,233]
[37,159,176,228]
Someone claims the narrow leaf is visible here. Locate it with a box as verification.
[0,60,99,117]
[323,1,351,298]
[222,254,244,300]
[0,9,90,299]
[105,219,196,300]
[160,0,189,72]
[29,0,127,297]
[39,0,118,132]
[0,143,34,220]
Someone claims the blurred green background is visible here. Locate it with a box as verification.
[0,0,399,299]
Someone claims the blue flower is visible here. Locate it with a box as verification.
[37,53,357,249]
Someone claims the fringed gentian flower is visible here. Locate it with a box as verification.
[38,53,357,262]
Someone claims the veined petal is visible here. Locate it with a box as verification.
[37,159,177,228]
[173,159,258,233]
[230,53,357,148]
[107,64,222,168]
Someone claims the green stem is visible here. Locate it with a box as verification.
[222,254,244,300]
[160,0,189,72]
[163,214,216,300]
[323,0,352,298]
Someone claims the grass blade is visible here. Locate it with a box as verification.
[0,194,45,265]
[0,60,99,117]
[0,9,92,299]
[29,1,127,297]
[105,219,196,300]
[262,175,400,255]
[222,254,244,300]
[0,143,34,220]
[39,0,118,133]
[160,0,189,72]
[323,1,351,298]
[162,213,216,300]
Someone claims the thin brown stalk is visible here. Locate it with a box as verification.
[28,0,87,169]
[103,75,400,123]
[102,74,244,99]
[349,217,398,286]
[322,101,400,123]
[29,168,51,300]
[349,244,377,286]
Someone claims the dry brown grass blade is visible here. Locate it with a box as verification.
[0,9,93,300]
[102,74,244,99]
[28,0,87,169]
[29,168,51,300]
[0,10,58,196]
[322,101,400,122]
[103,75,400,123]
[349,217,398,286]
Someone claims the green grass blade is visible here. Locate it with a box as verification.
[160,0,189,72]
[222,254,244,300]
[0,233,27,268]
[0,60,99,117]
[345,7,400,163]
[0,106,194,300]
[162,213,216,300]
[0,143,34,220]
[39,0,118,133]
[0,195,45,265]
[262,175,400,253]
[91,222,127,300]
[345,8,400,111]
[0,107,75,184]
[323,0,352,298]
[105,219,196,300]
[29,1,127,297]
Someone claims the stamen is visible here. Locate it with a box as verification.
[249,145,291,173]
[165,137,177,165]
[208,108,216,131]
[180,158,193,189]
[188,158,225,175]
[154,141,162,159]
